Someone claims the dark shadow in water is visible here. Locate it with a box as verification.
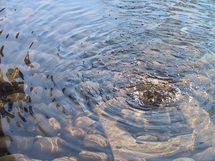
[24,51,34,68]
[0,68,31,119]
[0,67,31,159]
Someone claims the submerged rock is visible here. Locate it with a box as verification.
[193,147,215,161]
[75,116,96,129]
[127,76,181,107]
[0,154,39,161]
[84,134,108,150]
[61,126,86,143]
[10,136,34,153]
[173,157,195,161]
[52,156,77,161]
[33,136,69,155]
[79,151,108,161]
[0,136,11,151]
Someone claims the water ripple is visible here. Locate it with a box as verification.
[0,0,215,160]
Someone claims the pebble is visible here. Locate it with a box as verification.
[194,147,215,161]
[33,113,46,124]
[52,89,64,99]
[84,134,108,149]
[0,154,30,161]
[173,157,195,161]
[0,136,11,151]
[135,117,149,124]
[32,103,47,115]
[137,135,158,141]
[26,124,36,133]
[48,117,61,132]
[33,136,68,154]
[134,110,145,117]
[62,126,86,142]
[52,156,77,161]
[47,102,64,117]
[75,116,95,129]
[79,151,108,161]
[10,136,34,152]
[31,114,51,136]
[128,159,146,161]
[59,115,73,127]
[36,115,60,136]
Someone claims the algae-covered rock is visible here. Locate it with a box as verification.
[128,77,181,107]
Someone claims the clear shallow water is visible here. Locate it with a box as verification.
[0,0,215,160]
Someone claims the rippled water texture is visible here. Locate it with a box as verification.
[0,0,215,160]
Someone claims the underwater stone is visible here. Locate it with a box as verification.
[33,136,68,155]
[194,147,215,161]
[134,116,149,124]
[128,159,146,161]
[128,77,181,107]
[0,136,11,151]
[136,135,158,141]
[52,89,63,99]
[48,117,61,132]
[62,126,86,142]
[52,156,77,161]
[79,151,108,161]
[84,134,108,149]
[0,154,30,161]
[173,157,195,161]
[37,116,59,136]
[11,136,34,152]
[75,116,95,129]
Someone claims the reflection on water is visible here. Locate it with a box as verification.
[0,0,215,160]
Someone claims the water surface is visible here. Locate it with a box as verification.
[0,0,215,160]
